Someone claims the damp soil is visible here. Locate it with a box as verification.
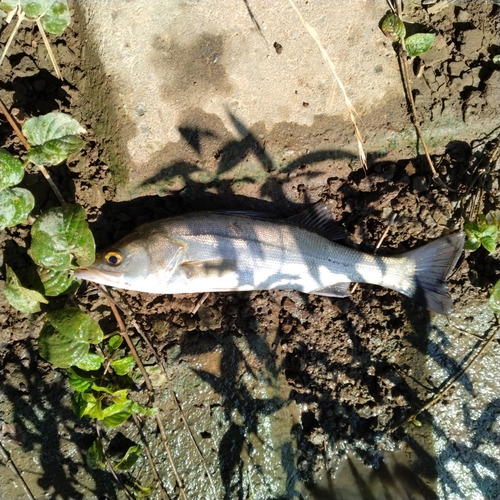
[1,2,500,500]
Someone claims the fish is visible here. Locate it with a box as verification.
[75,204,465,315]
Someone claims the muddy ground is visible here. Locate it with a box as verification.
[1,2,500,500]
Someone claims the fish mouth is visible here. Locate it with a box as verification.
[74,267,123,285]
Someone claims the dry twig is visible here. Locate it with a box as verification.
[286,0,368,172]
[0,97,67,205]
[102,287,188,500]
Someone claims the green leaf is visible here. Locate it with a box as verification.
[23,112,85,146]
[481,236,496,254]
[86,439,105,470]
[380,13,406,42]
[29,204,95,271]
[91,384,119,396]
[22,112,85,165]
[488,280,500,315]
[464,239,480,251]
[41,0,70,35]
[0,187,35,230]
[67,368,94,392]
[0,148,24,190]
[405,32,436,57]
[76,352,104,371]
[37,266,75,296]
[4,264,48,314]
[108,334,123,351]
[111,356,136,376]
[101,401,134,427]
[27,136,84,166]
[0,1,19,14]
[38,308,104,368]
[21,0,52,19]
[81,392,104,420]
[131,401,157,418]
[493,54,500,66]
[114,445,141,471]
[133,482,152,499]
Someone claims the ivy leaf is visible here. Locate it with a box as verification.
[67,368,94,393]
[86,439,105,470]
[38,308,104,368]
[41,0,70,35]
[27,135,84,166]
[37,266,75,296]
[0,148,24,190]
[405,33,436,57]
[0,187,35,230]
[76,352,104,371]
[108,334,123,351]
[114,445,141,471]
[21,0,53,19]
[23,112,85,166]
[29,205,95,271]
[111,356,136,376]
[101,401,134,427]
[82,393,104,420]
[380,12,406,42]
[0,0,18,15]
[488,280,500,315]
[4,264,48,314]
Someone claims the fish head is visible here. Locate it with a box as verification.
[74,227,184,291]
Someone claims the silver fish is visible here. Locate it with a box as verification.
[75,205,465,315]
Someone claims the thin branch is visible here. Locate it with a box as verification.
[101,286,188,500]
[286,0,367,172]
[0,97,30,149]
[131,413,171,500]
[102,286,217,499]
[35,18,62,79]
[391,322,499,431]
[0,8,25,67]
[0,97,67,205]
[0,440,36,500]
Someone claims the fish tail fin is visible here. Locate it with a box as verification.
[398,232,465,315]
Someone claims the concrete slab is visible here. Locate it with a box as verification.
[79,0,403,200]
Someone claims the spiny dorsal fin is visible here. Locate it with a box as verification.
[287,203,345,241]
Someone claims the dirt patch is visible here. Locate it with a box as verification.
[1,2,499,500]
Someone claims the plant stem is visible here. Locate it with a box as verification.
[0,98,29,149]
[0,8,25,67]
[102,288,188,500]
[0,98,67,205]
[36,18,62,79]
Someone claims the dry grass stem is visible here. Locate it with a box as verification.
[0,97,67,205]
[0,8,25,67]
[286,0,368,172]
[102,286,188,500]
[36,18,62,79]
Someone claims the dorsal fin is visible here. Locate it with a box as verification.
[287,203,345,240]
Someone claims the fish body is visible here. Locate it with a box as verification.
[75,207,464,315]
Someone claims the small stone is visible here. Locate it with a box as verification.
[412,175,428,193]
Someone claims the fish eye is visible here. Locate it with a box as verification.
[105,250,123,266]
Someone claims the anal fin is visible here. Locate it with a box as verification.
[310,282,351,298]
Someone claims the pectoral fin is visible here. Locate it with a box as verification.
[310,282,351,298]
[180,258,238,279]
